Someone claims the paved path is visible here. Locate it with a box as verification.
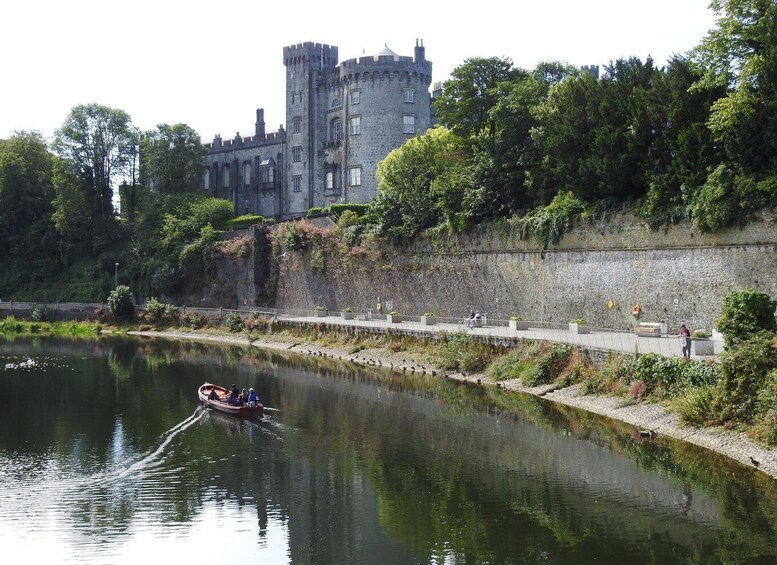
[277,314,722,359]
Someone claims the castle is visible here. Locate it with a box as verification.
[201,40,434,219]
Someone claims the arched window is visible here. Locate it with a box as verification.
[202,169,210,190]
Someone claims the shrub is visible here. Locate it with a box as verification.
[107,285,134,321]
[716,331,777,423]
[628,353,683,396]
[628,380,648,400]
[227,214,264,229]
[570,318,588,325]
[510,316,524,321]
[144,297,179,324]
[306,207,323,217]
[716,289,776,346]
[524,343,573,386]
[225,312,243,332]
[672,385,719,427]
[328,203,370,217]
[30,303,54,322]
[691,329,711,339]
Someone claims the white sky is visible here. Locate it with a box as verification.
[1,0,719,143]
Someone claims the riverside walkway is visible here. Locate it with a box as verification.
[0,301,720,359]
[272,312,721,360]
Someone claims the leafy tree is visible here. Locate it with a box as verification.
[433,57,522,137]
[638,56,724,226]
[0,132,58,282]
[107,285,134,321]
[716,288,776,345]
[140,124,205,193]
[52,104,138,222]
[529,71,601,204]
[692,0,777,178]
[373,127,469,242]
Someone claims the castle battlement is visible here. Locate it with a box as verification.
[283,42,338,68]
[204,129,286,151]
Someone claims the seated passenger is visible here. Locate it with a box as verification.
[208,389,219,401]
[247,388,260,408]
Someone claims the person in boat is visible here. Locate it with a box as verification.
[241,388,248,403]
[247,388,259,408]
[229,384,242,406]
[208,388,219,401]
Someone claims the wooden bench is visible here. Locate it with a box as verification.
[634,322,662,337]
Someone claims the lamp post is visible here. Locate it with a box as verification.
[114,262,119,288]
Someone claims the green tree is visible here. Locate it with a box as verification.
[0,132,58,290]
[528,71,601,204]
[373,127,469,242]
[140,124,205,194]
[693,0,777,178]
[716,288,776,345]
[433,57,522,137]
[52,104,138,222]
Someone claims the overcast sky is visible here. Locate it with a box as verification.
[1,0,719,143]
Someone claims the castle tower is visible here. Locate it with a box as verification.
[283,42,339,216]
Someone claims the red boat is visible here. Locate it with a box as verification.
[198,382,264,418]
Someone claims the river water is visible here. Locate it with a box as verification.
[0,336,775,564]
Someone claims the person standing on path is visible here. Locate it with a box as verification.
[679,323,691,359]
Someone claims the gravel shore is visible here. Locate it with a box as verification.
[133,329,777,480]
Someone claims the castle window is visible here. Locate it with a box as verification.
[202,169,210,190]
[292,175,302,192]
[331,98,340,108]
[331,118,342,140]
[403,89,414,103]
[403,114,416,134]
[349,166,361,187]
[222,164,230,188]
[292,117,302,134]
[326,171,334,190]
[350,115,361,135]
[260,158,275,185]
[292,146,302,162]
[243,162,252,186]
[351,90,360,105]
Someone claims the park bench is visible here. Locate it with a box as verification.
[634,322,662,337]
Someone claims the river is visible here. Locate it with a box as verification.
[0,336,775,564]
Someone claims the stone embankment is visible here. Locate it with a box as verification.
[131,328,776,481]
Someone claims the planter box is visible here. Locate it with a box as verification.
[509,320,529,331]
[692,339,715,356]
[315,310,327,317]
[421,316,436,326]
[341,312,354,320]
[386,314,402,324]
[569,322,590,335]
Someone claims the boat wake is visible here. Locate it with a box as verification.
[86,407,208,485]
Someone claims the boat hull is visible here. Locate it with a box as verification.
[198,383,263,418]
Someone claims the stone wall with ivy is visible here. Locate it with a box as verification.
[270,211,777,332]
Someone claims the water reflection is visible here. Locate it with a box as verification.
[0,336,776,564]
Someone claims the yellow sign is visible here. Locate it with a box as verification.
[607,300,614,309]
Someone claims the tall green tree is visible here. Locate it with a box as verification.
[52,104,137,221]
[433,57,522,138]
[0,132,58,290]
[693,0,777,176]
[140,124,205,194]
